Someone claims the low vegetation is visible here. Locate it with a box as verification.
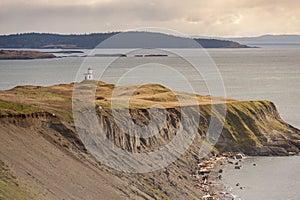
[0,100,40,114]
[0,50,56,60]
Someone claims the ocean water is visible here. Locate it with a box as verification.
[223,156,300,200]
[0,47,299,199]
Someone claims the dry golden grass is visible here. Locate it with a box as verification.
[0,81,237,119]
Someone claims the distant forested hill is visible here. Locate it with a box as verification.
[0,32,249,49]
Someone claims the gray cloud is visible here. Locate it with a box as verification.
[0,0,300,37]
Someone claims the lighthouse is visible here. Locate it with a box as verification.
[84,68,93,80]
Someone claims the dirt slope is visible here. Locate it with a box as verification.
[0,114,133,199]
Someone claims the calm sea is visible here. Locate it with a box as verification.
[0,47,299,199]
[223,156,300,200]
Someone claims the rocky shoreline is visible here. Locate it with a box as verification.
[195,152,299,200]
[194,152,244,200]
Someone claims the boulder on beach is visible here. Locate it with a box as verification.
[202,194,214,200]
[235,153,244,160]
[199,169,211,174]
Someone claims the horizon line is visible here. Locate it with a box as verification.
[1,31,300,39]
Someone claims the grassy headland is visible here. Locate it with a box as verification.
[0,81,299,200]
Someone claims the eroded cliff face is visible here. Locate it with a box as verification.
[0,111,205,199]
[94,100,300,157]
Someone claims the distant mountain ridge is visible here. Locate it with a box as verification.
[229,34,300,45]
[0,32,249,49]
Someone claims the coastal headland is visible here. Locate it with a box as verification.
[0,81,299,199]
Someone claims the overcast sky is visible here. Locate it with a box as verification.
[1,0,300,37]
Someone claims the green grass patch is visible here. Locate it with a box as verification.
[0,100,40,115]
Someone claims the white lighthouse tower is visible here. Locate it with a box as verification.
[84,68,93,80]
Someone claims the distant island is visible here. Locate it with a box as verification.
[0,50,56,60]
[0,32,249,49]
[0,50,173,60]
[46,50,84,54]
